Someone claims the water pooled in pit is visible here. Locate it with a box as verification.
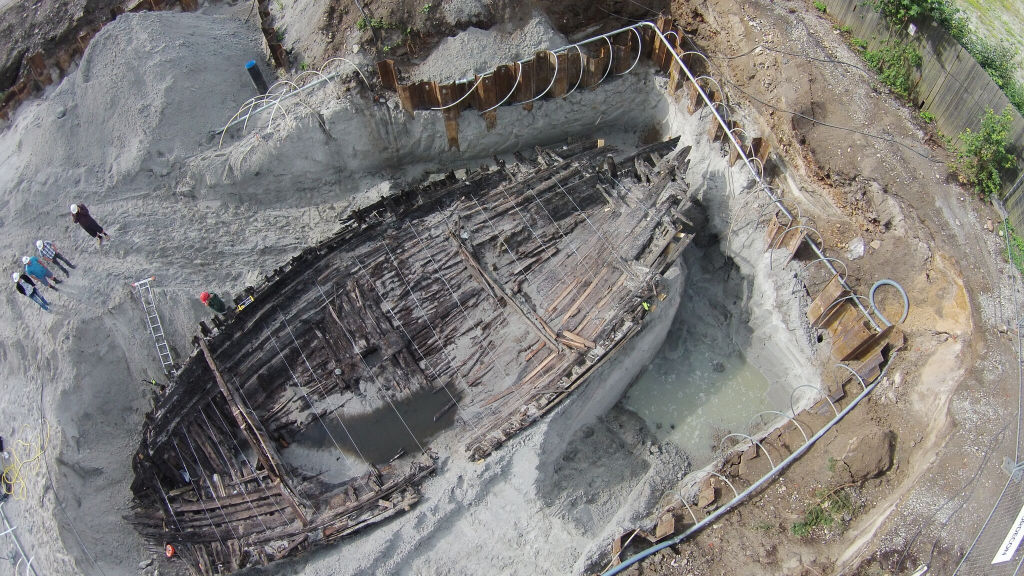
[281,388,457,478]
[622,238,771,464]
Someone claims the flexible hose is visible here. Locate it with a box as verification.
[1,425,49,501]
[869,279,910,327]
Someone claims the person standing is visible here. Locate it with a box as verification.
[200,291,228,314]
[13,273,49,311]
[23,256,60,289]
[70,204,111,246]
[36,240,74,276]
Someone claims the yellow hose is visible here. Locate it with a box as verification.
[2,422,51,501]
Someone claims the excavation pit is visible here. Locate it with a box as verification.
[22,12,837,576]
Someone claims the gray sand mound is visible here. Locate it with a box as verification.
[19,13,267,189]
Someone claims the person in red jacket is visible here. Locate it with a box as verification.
[70,204,111,246]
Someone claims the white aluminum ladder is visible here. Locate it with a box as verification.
[132,276,174,374]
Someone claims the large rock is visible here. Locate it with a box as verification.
[836,425,894,481]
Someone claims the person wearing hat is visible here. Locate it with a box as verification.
[13,272,49,311]
[200,291,228,314]
[35,239,74,276]
[23,256,59,289]
[70,203,111,246]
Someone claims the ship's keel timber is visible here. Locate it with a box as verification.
[129,138,696,574]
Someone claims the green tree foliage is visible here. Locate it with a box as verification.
[864,40,922,98]
[951,108,1017,198]
[964,38,1024,113]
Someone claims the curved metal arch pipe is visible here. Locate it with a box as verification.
[481,61,524,113]
[745,156,765,181]
[719,433,776,470]
[599,37,615,85]
[292,69,331,88]
[319,57,372,89]
[800,256,849,285]
[710,472,741,499]
[778,224,826,247]
[679,50,712,72]
[665,489,700,524]
[789,384,838,418]
[835,363,867,392]
[748,410,809,444]
[521,50,560,104]
[615,28,644,76]
[219,95,270,148]
[432,75,484,110]
[266,78,301,96]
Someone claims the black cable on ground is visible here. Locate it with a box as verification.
[594,6,650,23]
[39,379,108,576]
[624,0,664,16]
[657,20,944,164]
[719,43,876,76]
[892,419,1011,572]
[718,77,943,163]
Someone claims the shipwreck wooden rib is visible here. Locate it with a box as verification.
[129,137,696,574]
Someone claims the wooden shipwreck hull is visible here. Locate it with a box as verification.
[129,137,697,574]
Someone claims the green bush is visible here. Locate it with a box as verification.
[792,488,854,537]
[840,25,853,34]
[919,110,935,123]
[1004,222,1024,276]
[864,39,922,98]
[356,16,394,30]
[851,37,869,50]
[950,107,1017,199]
[814,0,827,12]
[963,37,1024,114]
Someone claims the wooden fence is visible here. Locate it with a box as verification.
[820,0,1024,226]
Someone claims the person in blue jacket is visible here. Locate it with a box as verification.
[22,256,60,289]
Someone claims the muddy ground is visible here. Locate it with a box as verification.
[0,0,1020,574]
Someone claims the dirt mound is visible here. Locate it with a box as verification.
[16,12,266,189]
[832,425,895,482]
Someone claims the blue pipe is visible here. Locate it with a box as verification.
[603,365,887,575]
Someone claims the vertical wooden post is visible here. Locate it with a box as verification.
[476,74,499,130]
[515,58,536,105]
[551,52,569,98]
[377,60,399,92]
[435,84,461,150]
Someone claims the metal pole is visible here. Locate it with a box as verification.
[640,22,882,331]
[0,503,41,576]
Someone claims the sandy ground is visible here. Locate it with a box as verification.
[0,0,1019,575]
[0,8,721,576]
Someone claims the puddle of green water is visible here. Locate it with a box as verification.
[622,246,772,464]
